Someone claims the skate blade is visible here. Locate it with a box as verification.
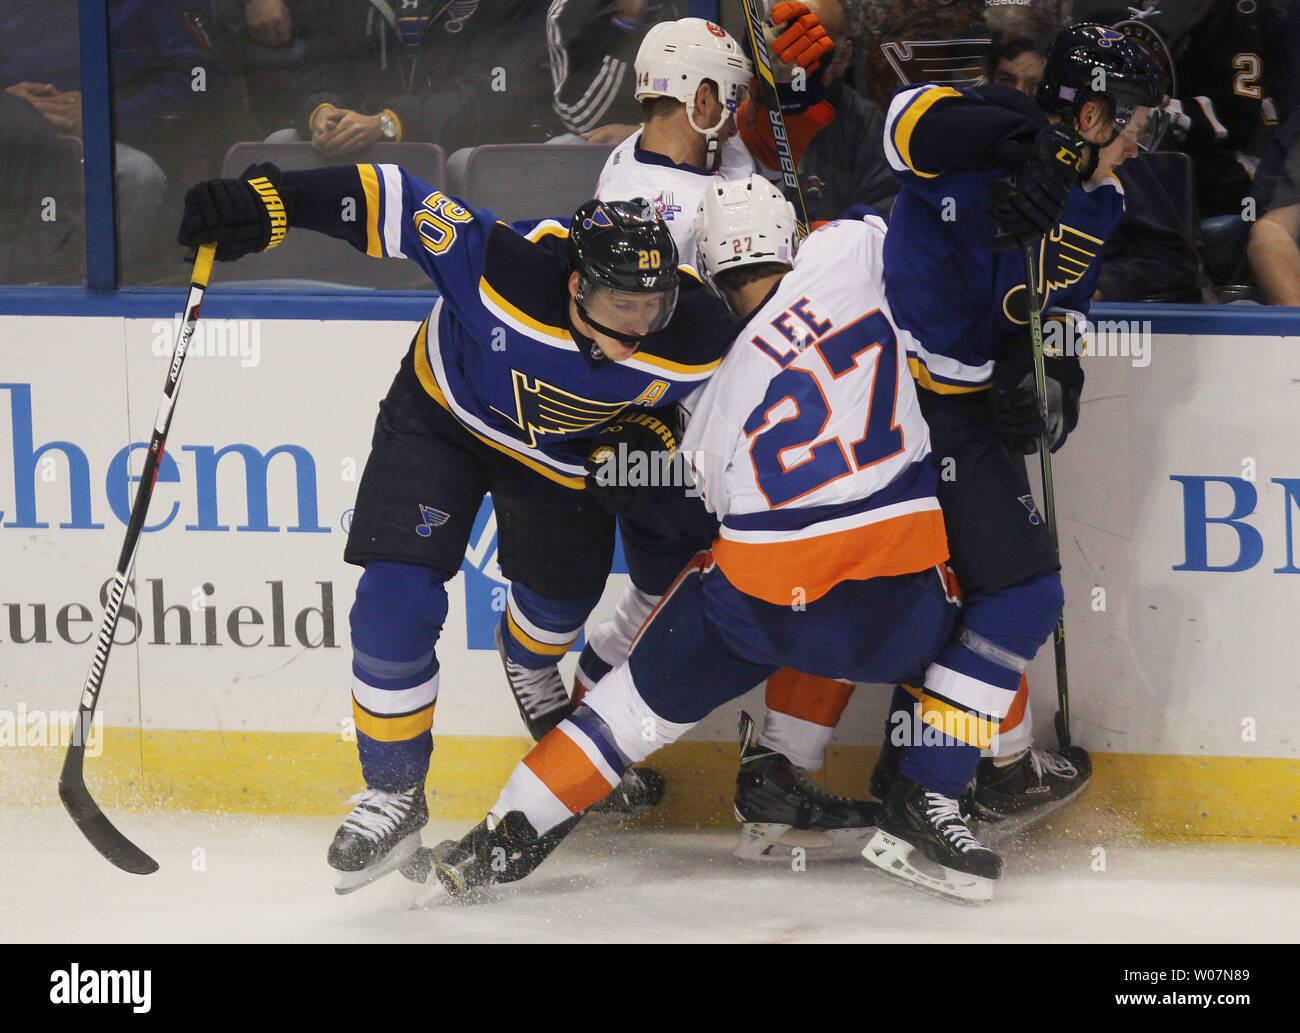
[332,831,422,896]
[973,782,1090,842]
[734,823,875,864]
[860,829,994,906]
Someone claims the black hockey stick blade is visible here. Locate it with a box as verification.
[59,741,158,875]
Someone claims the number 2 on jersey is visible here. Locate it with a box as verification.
[742,310,904,507]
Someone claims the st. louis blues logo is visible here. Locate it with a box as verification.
[443,0,478,32]
[1018,494,1042,526]
[583,208,615,230]
[1002,222,1105,325]
[491,370,628,447]
[415,503,451,536]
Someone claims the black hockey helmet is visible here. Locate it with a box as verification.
[1037,23,1166,148]
[568,198,679,343]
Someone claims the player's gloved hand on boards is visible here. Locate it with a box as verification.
[178,162,294,261]
[990,340,1084,454]
[584,410,679,514]
[987,124,1086,242]
[768,1,834,114]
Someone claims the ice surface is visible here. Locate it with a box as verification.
[4,809,1298,943]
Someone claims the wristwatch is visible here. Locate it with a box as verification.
[378,111,397,141]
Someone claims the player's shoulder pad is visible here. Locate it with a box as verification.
[481,218,572,328]
[638,276,739,367]
[884,83,980,178]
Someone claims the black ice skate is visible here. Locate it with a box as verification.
[733,711,882,863]
[586,765,668,825]
[869,730,902,801]
[419,810,582,903]
[970,745,1092,837]
[495,624,573,740]
[861,773,1002,905]
[328,784,428,894]
[870,733,977,820]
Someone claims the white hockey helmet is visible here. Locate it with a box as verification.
[635,18,752,141]
[692,174,798,299]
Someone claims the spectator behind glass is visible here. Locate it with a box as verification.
[547,0,687,143]
[0,1,234,283]
[850,0,1073,110]
[1247,106,1300,306]
[986,30,1202,303]
[259,0,558,156]
[779,0,898,220]
[0,90,85,284]
[1159,0,1300,218]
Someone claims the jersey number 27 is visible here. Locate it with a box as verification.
[743,310,905,508]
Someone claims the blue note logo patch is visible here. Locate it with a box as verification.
[415,504,451,536]
[1019,493,1042,526]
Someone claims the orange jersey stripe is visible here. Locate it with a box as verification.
[996,674,1030,735]
[765,669,855,727]
[712,509,948,606]
[522,727,617,815]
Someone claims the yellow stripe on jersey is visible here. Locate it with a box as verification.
[628,350,723,375]
[918,691,998,750]
[907,356,990,395]
[351,698,435,742]
[357,164,383,257]
[480,276,574,341]
[505,610,578,657]
[521,220,569,243]
[411,320,588,490]
[893,86,962,179]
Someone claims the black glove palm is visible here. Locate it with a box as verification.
[178,163,294,261]
[987,125,1086,242]
[990,343,1084,455]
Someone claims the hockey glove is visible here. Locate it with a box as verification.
[584,410,679,514]
[990,345,1083,455]
[768,2,835,114]
[178,162,294,261]
[987,125,1086,243]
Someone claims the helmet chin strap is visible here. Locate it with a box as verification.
[1078,139,1102,181]
[574,301,645,346]
[687,102,729,171]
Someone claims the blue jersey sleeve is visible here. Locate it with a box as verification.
[281,163,495,305]
[884,84,1043,200]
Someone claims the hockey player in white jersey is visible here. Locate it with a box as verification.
[425,177,1013,905]
[559,11,886,857]
[594,17,754,252]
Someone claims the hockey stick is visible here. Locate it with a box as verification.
[739,0,811,239]
[1020,239,1072,749]
[59,242,217,874]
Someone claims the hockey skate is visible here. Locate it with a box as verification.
[861,773,1002,905]
[969,745,1092,838]
[495,624,573,741]
[328,785,428,894]
[733,711,882,863]
[585,765,668,826]
[415,810,582,904]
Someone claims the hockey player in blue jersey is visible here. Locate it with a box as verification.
[177,162,735,893]
[422,176,1014,904]
[868,24,1166,830]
